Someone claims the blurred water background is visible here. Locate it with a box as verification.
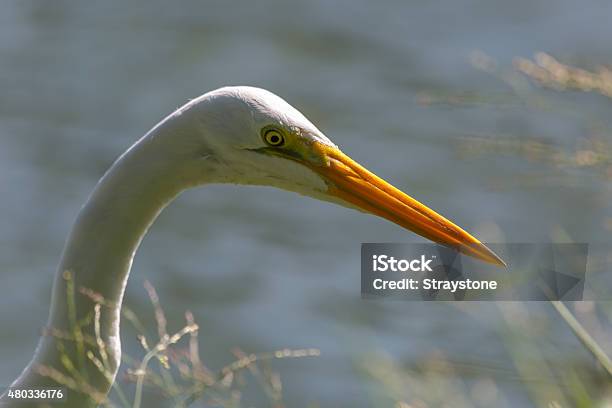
[1,1,611,406]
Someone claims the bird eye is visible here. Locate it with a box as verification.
[262,128,285,147]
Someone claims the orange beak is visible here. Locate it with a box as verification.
[310,143,506,267]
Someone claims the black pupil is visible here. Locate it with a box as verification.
[269,133,280,144]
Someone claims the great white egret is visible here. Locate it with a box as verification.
[1,86,504,407]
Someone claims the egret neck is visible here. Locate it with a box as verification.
[12,114,195,405]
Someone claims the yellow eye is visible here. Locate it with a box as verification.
[262,128,285,147]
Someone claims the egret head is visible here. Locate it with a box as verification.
[168,86,504,266]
